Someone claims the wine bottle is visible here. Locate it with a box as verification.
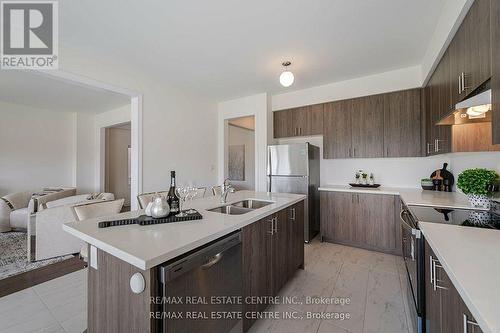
[167,171,179,215]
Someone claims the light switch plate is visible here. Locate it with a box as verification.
[90,245,98,269]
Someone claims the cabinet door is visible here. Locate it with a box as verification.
[384,89,422,157]
[467,0,491,92]
[425,241,443,333]
[306,104,324,135]
[242,217,273,332]
[450,23,469,104]
[287,201,304,278]
[273,209,290,295]
[273,110,292,138]
[323,100,352,159]
[320,191,352,242]
[492,0,500,144]
[438,51,452,154]
[351,95,385,158]
[356,193,399,253]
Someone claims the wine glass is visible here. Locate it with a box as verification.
[175,187,189,217]
[186,187,198,214]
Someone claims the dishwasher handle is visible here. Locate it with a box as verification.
[160,231,241,283]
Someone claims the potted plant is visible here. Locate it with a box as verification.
[457,168,498,209]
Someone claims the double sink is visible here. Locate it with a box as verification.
[208,199,274,215]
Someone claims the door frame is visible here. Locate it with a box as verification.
[32,70,143,210]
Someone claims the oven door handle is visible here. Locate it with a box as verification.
[400,210,421,239]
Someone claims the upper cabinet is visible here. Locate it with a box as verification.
[323,100,353,159]
[323,89,422,159]
[273,104,324,138]
[384,89,423,157]
[449,0,491,105]
[492,0,500,144]
[351,95,385,158]
[426,50,452,156]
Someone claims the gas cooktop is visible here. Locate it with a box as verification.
[408,201,500,230]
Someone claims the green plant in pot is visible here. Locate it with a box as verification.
[457,168,498,209]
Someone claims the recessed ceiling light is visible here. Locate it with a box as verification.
[279,61,294,87]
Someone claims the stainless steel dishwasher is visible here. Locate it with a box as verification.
[159,231,242,333]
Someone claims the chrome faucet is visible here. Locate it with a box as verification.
[220,178,235,204]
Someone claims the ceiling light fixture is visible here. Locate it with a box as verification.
[279,61,294,87]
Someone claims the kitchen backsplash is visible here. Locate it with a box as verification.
[277,136,500,189]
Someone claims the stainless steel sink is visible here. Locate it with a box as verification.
[231,199,273,209]
[208,205,253,215]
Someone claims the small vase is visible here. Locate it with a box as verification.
[467,194,491,209]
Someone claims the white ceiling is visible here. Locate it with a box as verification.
[60,0,445,101]
[0,71,131,113]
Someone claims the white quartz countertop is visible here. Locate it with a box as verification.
[63,191,305,270]
[419,222,500,333]
[318,185,479,210]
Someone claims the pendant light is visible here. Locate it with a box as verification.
[279,61,294,87]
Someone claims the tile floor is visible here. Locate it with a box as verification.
[0,269,87,333]
[248,239,413,333]
[0,239,412,333]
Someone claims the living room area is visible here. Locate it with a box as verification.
[0,70,135,294]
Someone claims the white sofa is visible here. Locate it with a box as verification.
[30,192,115,261]
[0,188,77,232]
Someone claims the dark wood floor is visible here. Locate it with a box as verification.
[0,256,86,298]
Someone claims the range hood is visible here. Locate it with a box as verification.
[437,89,492,125]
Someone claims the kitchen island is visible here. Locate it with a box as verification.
[63,191,306,333]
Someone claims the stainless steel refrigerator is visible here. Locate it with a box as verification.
[267,143,320,243]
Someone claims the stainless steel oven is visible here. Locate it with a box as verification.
[400,203,424,333]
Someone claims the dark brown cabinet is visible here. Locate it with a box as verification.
[273,104,323,138]
[242,201,304,332]
[493,0,500,144]
[351,95,385,158]
[323,100,353,158]
[320,191,401,255]
[323,89,422,159]
[425,50,452,156]
[449,0,491,104]
[384,89,423,157]
[425,239,484,333]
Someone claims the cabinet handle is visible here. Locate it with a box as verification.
[427,142,433,155]
[357,194,359,204]
[462,72,468,93]
[290,208,296,221]
[299,128,302,135]
[274,217,278,234]
[463,313,480,333]
[458,75,462,94]
[348,148,352,158]
[431,256,448,291]
[386,147,389,157]
[353,148,356,157]
[268,218,274,235]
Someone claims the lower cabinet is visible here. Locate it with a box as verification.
[242,201,305,332]
[320,191,402,255]
[425,239,483,333]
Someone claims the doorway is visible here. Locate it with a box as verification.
[226,116,255,190]
[104,122,132,210]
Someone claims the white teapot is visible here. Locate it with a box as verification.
[147,194,170,218]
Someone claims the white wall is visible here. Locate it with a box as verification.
[0,101,75,196]
[218,93,271,192]
[59,50,219,194]
[228,125,255,190]
[272,66,422,111]
[75,112,96,193]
